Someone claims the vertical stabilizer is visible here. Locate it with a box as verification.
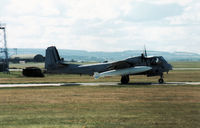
[45,46,61,70]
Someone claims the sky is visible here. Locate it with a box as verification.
[0,0,200,52]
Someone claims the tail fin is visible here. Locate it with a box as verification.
[45,46,61,70]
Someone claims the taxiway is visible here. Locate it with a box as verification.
[0,82,200,88]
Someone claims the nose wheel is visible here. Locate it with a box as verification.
[121,75,129,84]
[158,74,164,84]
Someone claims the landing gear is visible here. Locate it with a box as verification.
[158,78,164,84]
[158,74,164,84]
[121,75,129,84]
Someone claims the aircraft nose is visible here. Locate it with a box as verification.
[168,64,173,70]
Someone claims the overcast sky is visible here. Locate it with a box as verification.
[0,0,200,52]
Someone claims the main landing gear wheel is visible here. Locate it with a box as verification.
[121,75,130,84]
[158,78,164,84]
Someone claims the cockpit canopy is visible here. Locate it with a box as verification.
[148,56,167,65]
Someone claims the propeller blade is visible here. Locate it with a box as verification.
[144,45,147,57]
[141,45,148,66]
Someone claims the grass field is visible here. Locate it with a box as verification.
[170,61,200,68]
[0,69,200,84]
[0,62,200,128]
[0,85,200,128]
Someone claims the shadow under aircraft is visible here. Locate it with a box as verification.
[45,46,172,84]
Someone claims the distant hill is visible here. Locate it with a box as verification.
[7,48,200,62]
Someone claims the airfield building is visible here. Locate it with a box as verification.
[9,54,45,63]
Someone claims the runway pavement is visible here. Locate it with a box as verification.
[0,82,200,88]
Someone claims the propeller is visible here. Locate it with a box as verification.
[144,45,147,57]
[141,45,148,65]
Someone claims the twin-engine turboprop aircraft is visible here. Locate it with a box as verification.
[45,46,172,84]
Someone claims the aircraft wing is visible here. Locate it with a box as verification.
[94,66,152,79]
[107,60,133,70]
[92,59,152,79]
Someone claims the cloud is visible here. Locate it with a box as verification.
[167,1,200,25]
[0,0,199,53]
[4,0,60,16]
[122,2,183,22]
[139,0,193,6]
[64,0,132,20]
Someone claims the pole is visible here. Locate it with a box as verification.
[0,24,9,72]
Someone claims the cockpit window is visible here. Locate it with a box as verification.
[150,57,161,65]
[159,56,167,63]
[155,58,159,63]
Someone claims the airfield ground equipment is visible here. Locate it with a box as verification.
[22,67,44,77]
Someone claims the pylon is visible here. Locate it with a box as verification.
[0,23,9,72]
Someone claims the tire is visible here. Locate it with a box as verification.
[158,78,164,84]
[121,75,129,84]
